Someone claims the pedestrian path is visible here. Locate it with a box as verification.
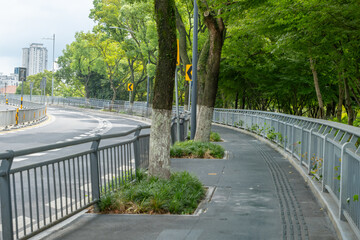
[40,125,338,240]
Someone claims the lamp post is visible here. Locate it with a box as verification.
[190,0,198,139]
[30,82,34,101]
[4,82,7,104]
[42,34,55,102]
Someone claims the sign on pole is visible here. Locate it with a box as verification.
[127,83,134,91]
[19,67,26,82]
[185,64,192,81]
[176,39,180,66]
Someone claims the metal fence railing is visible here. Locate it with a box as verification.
[0,95,47,129]
[6,94,185,118]
[0,125,151,240]
[213,108,360,239]
[0,97,190,240]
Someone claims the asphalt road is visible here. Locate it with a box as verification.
[0,106,150,239]
[0,106,149,166]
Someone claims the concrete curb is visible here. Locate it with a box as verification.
[0,116,48,132]
[213,122,357,240]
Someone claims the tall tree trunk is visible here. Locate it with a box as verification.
[344,77,355,125]
[241,88,246,109]
[235,92,239,109]
[175,6,191,111]
[194,3,225,142]
[336,77,344,122]
[309,57,325,119]
[149,0,177,179]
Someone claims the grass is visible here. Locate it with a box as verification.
[98,171,205,215]
[186,131,222,142]
[170,140,225,159]
[210,132,222,142]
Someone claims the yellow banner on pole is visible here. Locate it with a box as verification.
[176,39,180,66]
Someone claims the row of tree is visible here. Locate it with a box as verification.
[15,0,360,178]
[217,0,360,125]
[18,0,360,127]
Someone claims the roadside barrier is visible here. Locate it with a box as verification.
[213,108,360,239]
[0,96,46,130]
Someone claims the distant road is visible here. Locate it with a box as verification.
[0,106,149,166]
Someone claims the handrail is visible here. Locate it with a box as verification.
[213,108,360,239]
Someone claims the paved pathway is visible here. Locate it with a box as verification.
[40,125,338,240]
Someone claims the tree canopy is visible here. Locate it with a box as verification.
[22,0,359,126]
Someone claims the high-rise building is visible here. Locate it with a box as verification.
[22,43,48,76]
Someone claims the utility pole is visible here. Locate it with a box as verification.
[19,67,26,109]
[42,34,55,102]
[30,82,33,101]
[4,82,7,104]
[190,0,198,139]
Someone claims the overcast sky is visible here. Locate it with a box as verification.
[0,0,96,75]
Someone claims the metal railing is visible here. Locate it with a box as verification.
[0,125,151,240]
[213,108,360,239]
[0,98,190,240]
[6,94,185,118]
[0,96,47,130]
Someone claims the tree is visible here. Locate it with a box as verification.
[194,0,225,142]
[90,0,158,105]
[57,32,103,99]
[148,0,177,179]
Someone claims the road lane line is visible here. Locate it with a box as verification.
[14,158,28,162]
[27,153,47,157]
[49,149,61,152]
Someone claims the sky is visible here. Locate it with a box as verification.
[0,0,96,75]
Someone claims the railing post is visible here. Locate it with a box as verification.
[133,126,141,172]
[299,127,304,166]
[90,136,101,208]
[307,128,315,174]
[291,123,295,156]
[339,141,351,221]
[322,133,329,192]
[0,150,15,240]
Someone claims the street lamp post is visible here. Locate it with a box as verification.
[30,82,34,101]
[42,34,55,102]
[4,82,7,104]
[190,0,199,139]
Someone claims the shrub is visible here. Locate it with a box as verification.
[210,132,222,142]
[170,140,225,159]
[98,171,205,215]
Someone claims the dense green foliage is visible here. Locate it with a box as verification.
[170,140,225,158]
[217,0,360,125]
[16,0,360,126]
[99,171,205,214]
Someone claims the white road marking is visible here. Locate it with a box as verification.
[14,158,28,162]
[27,153,47,157]
[73,137,82,139]
[49,149,61,152]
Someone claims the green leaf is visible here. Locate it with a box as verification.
[353,195,359,202]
